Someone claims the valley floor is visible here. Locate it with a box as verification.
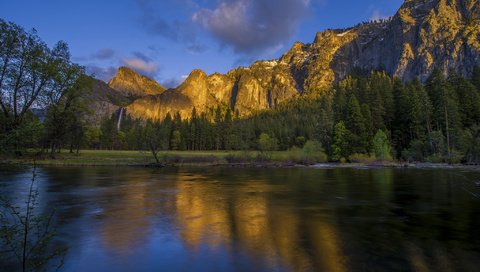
[1,149,295,167]
[2,150,480,171]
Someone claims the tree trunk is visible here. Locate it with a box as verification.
[445,105,451,158]
[50,142,57,159]
[149,142,160,163]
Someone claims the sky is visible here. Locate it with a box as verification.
[0,0,404,88]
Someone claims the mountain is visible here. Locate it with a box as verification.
[114,0,480,121]
[85,78,132,126]
[108,66,166,98]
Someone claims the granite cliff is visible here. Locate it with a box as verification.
[108,66,166,98]
[107,0,479,121]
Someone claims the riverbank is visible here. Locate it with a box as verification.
[0,149,288,167]
[1,149,479,170]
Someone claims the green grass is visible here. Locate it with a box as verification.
[3,149,261,166]
[2,149,334,167]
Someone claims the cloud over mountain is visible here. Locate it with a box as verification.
[121,57,160,79]
[192,0,311,53]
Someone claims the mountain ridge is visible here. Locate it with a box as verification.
[106,0,479,121]
[108,66,166,98]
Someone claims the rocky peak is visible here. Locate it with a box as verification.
[123,0,479,121]
[108,66,166,98]
[186,69,208,80]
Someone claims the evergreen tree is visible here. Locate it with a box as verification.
[459,125,480,164]
[345,95,367,153]
[223,108,234,150]
[331,122,350,161]
[472,66,480,91]
[426,69,461,157]
[391,78,411,156]
[170,130,182,151]
[448,73,480,128]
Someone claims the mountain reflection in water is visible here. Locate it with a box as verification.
[0,166,479,271]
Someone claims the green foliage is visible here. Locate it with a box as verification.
[372,130,392,161]
[0,19,83,135]
[301,140,327,163]
[472,66,480,91]
[33,67,480,166]
[295,136,306,148]
[402,139,428,162]
[331,122,350,162]
[346,95,367,153]
[143,121,170,163]
[170,130,182,151]
[426,70,461,157]
[83,126,101,149]
[258,133,279,152]
[45,75,94,153]
[429,130,446,158]
[459,126,480,164]
[0,117,43,155]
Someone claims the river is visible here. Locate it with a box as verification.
[1,166,479,271]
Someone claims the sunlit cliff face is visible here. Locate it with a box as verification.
[108,67,166,98]
[109,0,479,122]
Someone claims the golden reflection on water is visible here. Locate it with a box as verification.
[309,220,346,272]
[174,173,348,271]
[99,180,151,253]
[175,175,232,249]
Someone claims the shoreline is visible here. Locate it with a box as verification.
[1,150,479,170]
[2,157,480,171]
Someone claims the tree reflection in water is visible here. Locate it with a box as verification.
[0,166,479,271]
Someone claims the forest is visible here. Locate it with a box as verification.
[94,68,480,164]
[2,19,480,164]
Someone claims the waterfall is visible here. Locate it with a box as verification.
[117,108,124,131]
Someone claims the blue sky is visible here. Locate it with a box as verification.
[0,0,404,87]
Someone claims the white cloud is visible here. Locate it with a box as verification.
[122,58,159,78]
[192,0,311,53]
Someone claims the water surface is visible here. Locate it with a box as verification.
[1,166,479,271]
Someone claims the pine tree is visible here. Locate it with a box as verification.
[362,104,374,151]
[391,78,411,155]
[223,108,233,149]
[345,95,367,153]
[472,66,480,91]
[448,73,480,128]
[408,79,432,141]
[426,69,461,157]
[331,122,350,161]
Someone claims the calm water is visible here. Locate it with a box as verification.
[1,166,480,271]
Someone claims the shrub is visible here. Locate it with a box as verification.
[302,140,327,164]
[282,141,327,165]
[258,133,278,152]
[402,139,427,162]
[372,130,392,161]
